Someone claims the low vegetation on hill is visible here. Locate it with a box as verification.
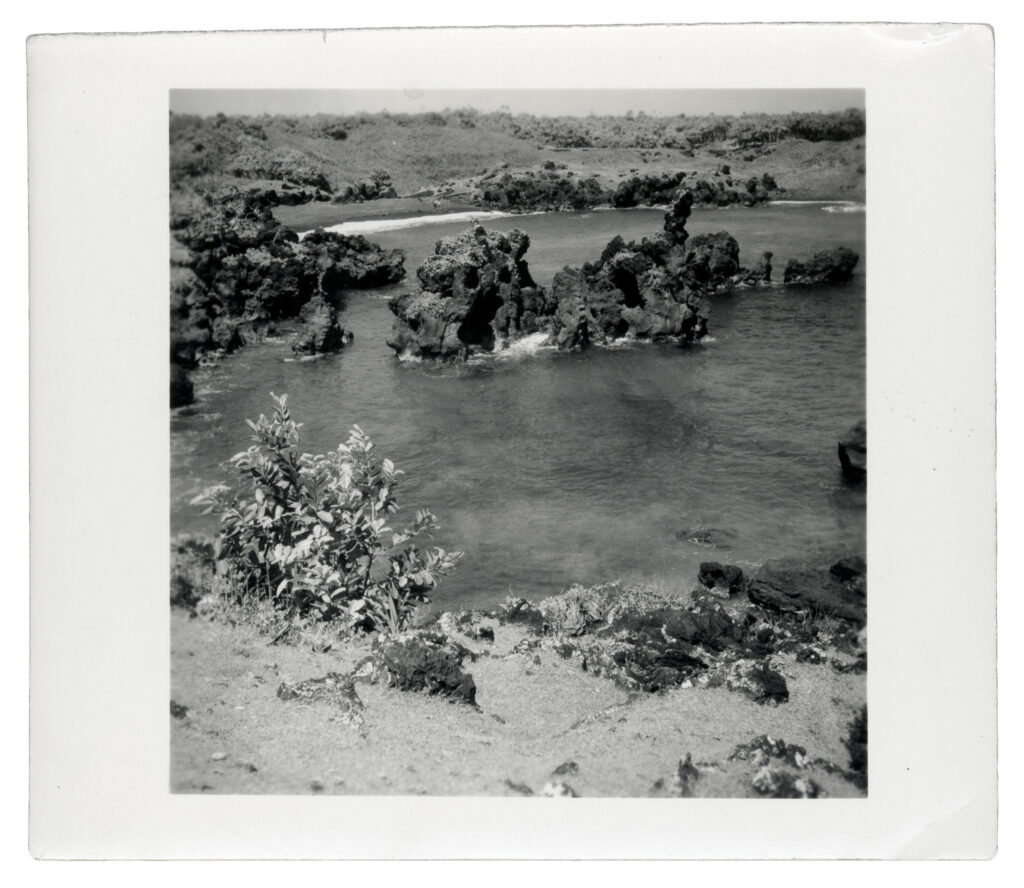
[170,107,866,204]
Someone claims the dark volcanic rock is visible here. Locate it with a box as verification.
[387,226,553,359]
[549,191,715,348]
[169,186,405,391]
[355,632,477,705]
[746,557,867,625]
[290,295,352,355]
[170,363,194,408]
[730,735,808,769]
[498,596,547,633]
[783,246,859,285]
[838,419,867,482]
[698,562,746,596]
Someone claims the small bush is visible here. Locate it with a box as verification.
[194,394,462,633]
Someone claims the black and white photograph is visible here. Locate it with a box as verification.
[167,87,868,798]
[27,23,996,859]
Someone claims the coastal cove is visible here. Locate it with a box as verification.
[172,203,865,612]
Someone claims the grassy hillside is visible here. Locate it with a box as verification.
[170,108,866,204]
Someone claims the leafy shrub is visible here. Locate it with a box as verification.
[195,394,462,633]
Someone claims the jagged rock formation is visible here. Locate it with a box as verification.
[548,192,720,348]
[170,186,405,405]
[386,226,554,359]
[387,189,789,360]
[783,246,859,284]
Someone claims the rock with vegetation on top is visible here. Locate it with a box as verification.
[169,186,405,404]
[783,246,859,285]
[353,631,478,705]
[838,419,867,482]
[290,295,352,355]
[386,226,555,359]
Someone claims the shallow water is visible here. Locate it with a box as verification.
[172,205,865,610]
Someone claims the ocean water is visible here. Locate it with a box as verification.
[171,204,865,610]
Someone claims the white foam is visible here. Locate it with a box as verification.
[821,203,866,214]
[768,199,862,206]
[495,331,554,358]
[298,210,515,238]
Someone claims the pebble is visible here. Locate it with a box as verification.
[210,752,227,761]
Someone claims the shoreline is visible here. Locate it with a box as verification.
[170,554,867,797]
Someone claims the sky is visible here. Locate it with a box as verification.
[169,89,864,118]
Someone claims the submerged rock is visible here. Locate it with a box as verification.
[783,246,859,285]
[838,419,867,482]
[354,632,477,705]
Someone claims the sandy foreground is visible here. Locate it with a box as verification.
[170,606,866,798]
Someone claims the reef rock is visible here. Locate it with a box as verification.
[387,226,554,359]
[783,247,859,285]
[838,419,867,482]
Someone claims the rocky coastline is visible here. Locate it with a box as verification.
[171,543,866,797]
[386,189,859,360]
[170,185,407,407]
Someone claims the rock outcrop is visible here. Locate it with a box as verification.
[783,246,859,285]
[838,420,867,482]
[548,192,716,348]
[745,556,867,625]
[386,226,554,359]
[290,296,353,356]
[170,186,406,404]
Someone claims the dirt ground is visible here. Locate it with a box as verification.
[170,608,866,797]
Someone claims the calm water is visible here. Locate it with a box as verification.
[171,204,866,610]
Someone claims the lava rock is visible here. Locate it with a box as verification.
[783,247,859,285]
[698,561,746,596]
[838,420,867,482]
[843,706,868,790]
[747,557,867,625]
[354,632,477,706]
[553,761,579,776]
[170,700,190,719]
[386,226,551,359]
[498,596,547,633]
[290,295,352,355]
